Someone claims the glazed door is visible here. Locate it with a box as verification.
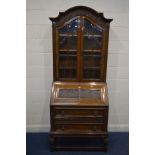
[80,17,105,81]
[57,17,80,81]
[56,16,106,81]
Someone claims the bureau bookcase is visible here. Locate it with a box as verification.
[49,6,112,151]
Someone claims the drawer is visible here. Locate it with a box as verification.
[54,124,106,132]
[53,108,108,117]
[54,116,105,124]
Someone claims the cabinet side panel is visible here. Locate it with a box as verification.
[52,24,57,81]
[103,27,110,82]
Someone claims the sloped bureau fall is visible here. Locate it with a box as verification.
[49,6,113,151]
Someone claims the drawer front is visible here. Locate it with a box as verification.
[51,107,108,132]
[54,116,105,124]
[54,124,106,132]
[53,108,108,117]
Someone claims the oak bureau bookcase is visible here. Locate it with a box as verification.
[49,6,113,151]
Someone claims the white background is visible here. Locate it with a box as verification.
[0,0,155,155]
[26,0,129,132]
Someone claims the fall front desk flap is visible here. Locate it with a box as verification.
[51,82,109,106]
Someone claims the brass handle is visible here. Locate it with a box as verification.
[61,110,64,116]
[92,126,97,131]
[61,125,64,131]
[94,111,98,116]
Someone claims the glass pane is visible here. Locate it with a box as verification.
[59,18,80,34]
[82,19,102,80]
[69,36,77,49]
[83,19,103,50]
[83,69,100,79]
[59,18,79,51]
[59,36,68,49]
[59,50,76,55]
[83,19,102,35]
[59,69,76,79]
[83,54,101,68]
[82,52,101,80]
[59,36,77,49]
[58,19,79,80]
[59,55,77,68]
[83,36,102,50]
[58,51,77,79]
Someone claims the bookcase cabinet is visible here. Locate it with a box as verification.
[49,6,112,151]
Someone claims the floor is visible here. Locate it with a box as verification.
[26,132,129,155]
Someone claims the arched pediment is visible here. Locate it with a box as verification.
[49,6,113,27]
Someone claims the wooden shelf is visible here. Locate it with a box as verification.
[59,34,77,37]
[83,54,101,57]
[59,67,76,69]
[84,67,100,69]
[59,49,77,51]
[83,34,102,37]
[59,34,102,37]
[83,49,101,52]
[59,54,77,57]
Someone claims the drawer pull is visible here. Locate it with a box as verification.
[93,111,98,116]
[61,125,64,131]
[92,126,97,131]
[61,110,65,116]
